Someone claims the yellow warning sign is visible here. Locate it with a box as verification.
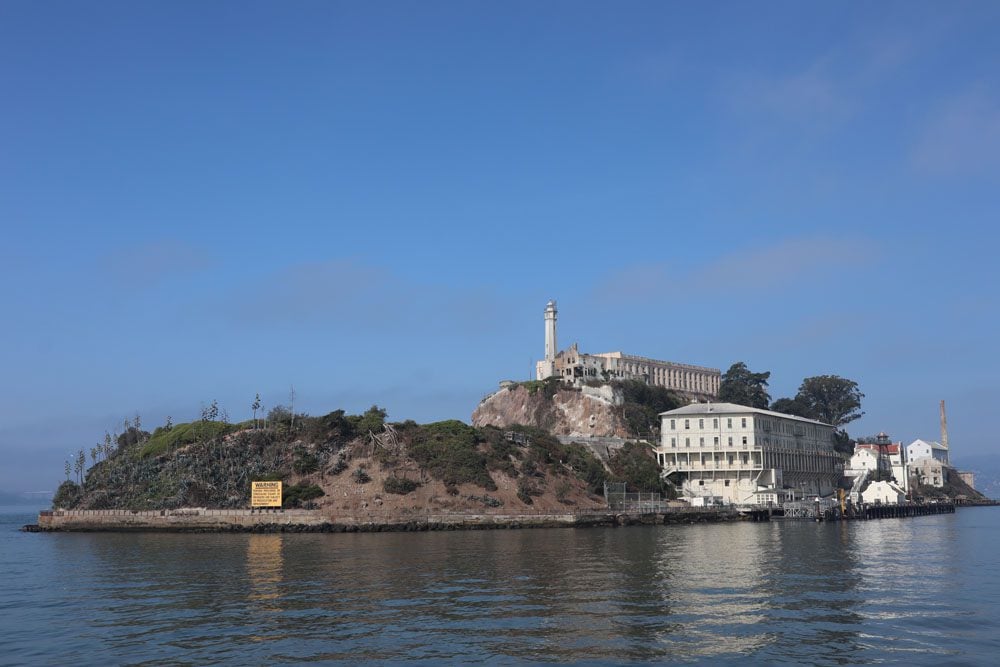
[251,481,282,508]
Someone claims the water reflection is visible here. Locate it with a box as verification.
[5,511,996,664]
[246,534,284,611]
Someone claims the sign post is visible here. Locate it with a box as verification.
[251,481,282,509]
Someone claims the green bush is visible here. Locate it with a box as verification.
[516,478,540,505]
[141,421,238,457]
[292,447,320,474]
[350,405,387,436]
[352,467,371,484]
[609,441,668,494]
[555,480,574,504]
[408,420,496,491]
[383,477,421,495]
[283,482,325,508]
[613,380,683,437]
[52,481,82,509]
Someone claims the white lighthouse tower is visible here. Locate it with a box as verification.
[535,300,558,380]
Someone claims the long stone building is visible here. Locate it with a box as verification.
[534,300,720,400]
[655,402,843,506]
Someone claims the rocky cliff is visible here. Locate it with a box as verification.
[472,383,631,438]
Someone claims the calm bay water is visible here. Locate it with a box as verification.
[2,507,999,665]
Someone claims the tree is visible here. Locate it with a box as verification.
[289,385,297,431]
[202,400,219,423]
[833,430,855,456]
[354,405,388,435]
[614,380,682,438]
[251,393,262,428]
[769,397,813,419]
[64,460,71,481]
[75,449,85,485]
[718,362,771,409]
[794,375,864,427]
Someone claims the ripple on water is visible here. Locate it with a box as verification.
[3,511,1000,664]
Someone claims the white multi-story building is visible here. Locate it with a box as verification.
[655,402,844,506]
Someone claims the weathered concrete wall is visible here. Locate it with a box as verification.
[472,385,629,438]
[34,507,741,532]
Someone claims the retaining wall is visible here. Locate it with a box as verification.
[33,507,741,533]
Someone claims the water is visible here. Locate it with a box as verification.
[2,507,1000,665]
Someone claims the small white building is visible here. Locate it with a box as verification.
[907,439,949,465]
[909,457,946,488]
[656,402,843,506]
[850,440,908,493]
[861,480,907,505]
[845,448,884,476]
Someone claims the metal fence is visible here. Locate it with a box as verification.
[604,482,674,512]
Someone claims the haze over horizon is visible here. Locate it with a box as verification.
[2,2,999,493]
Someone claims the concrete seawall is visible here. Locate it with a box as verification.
[30,507,742,533]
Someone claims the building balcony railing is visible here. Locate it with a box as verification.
[668,462,762,472]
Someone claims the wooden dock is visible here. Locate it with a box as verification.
[751,501,958,522]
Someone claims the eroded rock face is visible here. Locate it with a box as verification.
[471,384,629,438]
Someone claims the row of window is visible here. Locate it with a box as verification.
[669,417,748,431]
[668,436,749,448]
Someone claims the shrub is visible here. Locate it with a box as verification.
[52,481,82,509]
[267,405,293,424]
[516,478,541,505]
[383,477,421,495]
[609,441,667,494]
[283,482,325,508]
[352,467,371,484]
[555,480,574,504]
[329,457,348,475]
[408,420,496,491]
[141,421,238,457]
[351,405,387,436]
[466,494,503,508]
[292,447,320,475]
[117,427,150,450]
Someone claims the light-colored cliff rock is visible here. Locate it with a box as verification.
[472,384,630,438]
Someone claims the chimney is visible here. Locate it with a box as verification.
[940,400,949,450]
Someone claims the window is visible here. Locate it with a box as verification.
[699,480,705,486]
[670,419,676,430]
[727,418,732,428]
[699,419,704,429]
[671,437,676,448]
[728,436,733,446]
[741,418,747,428]
[685,438,690,448]
[714,437,719,446]
[699,437,705,446]
[713,418,718,428]
[725,480,731,487]
[685,420,690,430]
[742,436,748,446]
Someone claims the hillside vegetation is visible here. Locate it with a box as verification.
[53,405,668,513]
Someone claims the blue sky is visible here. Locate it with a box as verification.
[2,2,999,492]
